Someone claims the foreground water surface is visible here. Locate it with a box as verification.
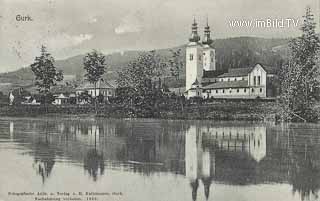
[0,118,319,201]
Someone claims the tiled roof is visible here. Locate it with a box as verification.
[204,80,249,89]
[203,70,226,78]
[76,80,114,90]
[218,67,253,78]
[51,85,76,94]
[217,64,279,78]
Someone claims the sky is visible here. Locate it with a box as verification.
[0,0,319,72]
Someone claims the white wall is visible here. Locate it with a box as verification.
[204,87,266,99]
[203,47,216,71]
[186,44,203,91]
[248,64,267,98]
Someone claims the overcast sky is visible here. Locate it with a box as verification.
[0,0,319,72]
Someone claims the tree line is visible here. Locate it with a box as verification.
[12,6,320,122]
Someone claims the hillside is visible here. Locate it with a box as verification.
[0,37,289,91]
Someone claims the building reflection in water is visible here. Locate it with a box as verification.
[185,124,267,201]
[4,119,319,201]
[9,121,14,139]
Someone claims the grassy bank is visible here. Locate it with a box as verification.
[0,100,278,121]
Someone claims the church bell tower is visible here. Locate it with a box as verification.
[186,18,204,92]
[202,18,216,71]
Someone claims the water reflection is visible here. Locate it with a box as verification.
[0,119,320,201]
[32,122,56,184]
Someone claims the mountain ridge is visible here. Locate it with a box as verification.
[0,36,289,92]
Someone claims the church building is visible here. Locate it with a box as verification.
[185,19,278,99]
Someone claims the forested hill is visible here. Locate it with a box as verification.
[0,36,289,87]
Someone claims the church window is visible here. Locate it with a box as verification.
[229,90,232,93]
[252,88,255,92]
[234,78,237,81]
[253,76,257,85]
[190,54,194,61]
[244,89,247,93]
[237,89,239,93]
[260,88,263,93]
[258,76,261,85]
[216,90,218,93]
[223,89,225,93]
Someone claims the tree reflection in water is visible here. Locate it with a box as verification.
[84,149,105,182]
[32,122,56,184]
[288,129,320,201]
[83,124,105,182]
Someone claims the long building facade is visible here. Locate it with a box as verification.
[185,19,278,99]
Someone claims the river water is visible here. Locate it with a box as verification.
[0,118,319,201]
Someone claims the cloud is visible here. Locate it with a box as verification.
[115,13,143,34]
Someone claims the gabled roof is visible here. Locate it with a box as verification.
[51,85,76,94]
[204,80,249,89]
[76,80,114,90]
[217,64,278,78]
[203,70,226,78]
[218,67,253,78]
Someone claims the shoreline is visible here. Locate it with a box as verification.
[0,101,278,122]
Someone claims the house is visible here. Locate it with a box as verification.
[76,80,115,99]
[184,18,279,99]
[9,88,33,105]
[51,85,76,105]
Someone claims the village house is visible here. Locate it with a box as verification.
[76,80,115,104]
[51,85,77,105]
[185,19,279,99]
[9,87,41,105]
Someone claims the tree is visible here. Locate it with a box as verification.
[116,51,165,116]
[169,49,184,90]
[83,50,106,114]
[31,45,63,107]
[279,7,320,122]
[169,49,185,110]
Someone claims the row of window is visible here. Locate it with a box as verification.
[219,77,246,82]
[206,88,263,94]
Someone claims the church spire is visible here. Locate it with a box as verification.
[189,17,201,43]
[202,17,213,45]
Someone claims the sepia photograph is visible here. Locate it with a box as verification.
[1,0,320,201]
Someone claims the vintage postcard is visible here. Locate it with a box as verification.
[1,0,320,201]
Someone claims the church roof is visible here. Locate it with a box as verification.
[203,70,226,78]
[217,64,278,78]
[218,67,253,78]
[204,80,249,89]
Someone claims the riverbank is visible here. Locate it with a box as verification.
[0,100,279,121]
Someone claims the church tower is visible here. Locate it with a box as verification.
[202,18,216,71]
[186,18,204,92]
